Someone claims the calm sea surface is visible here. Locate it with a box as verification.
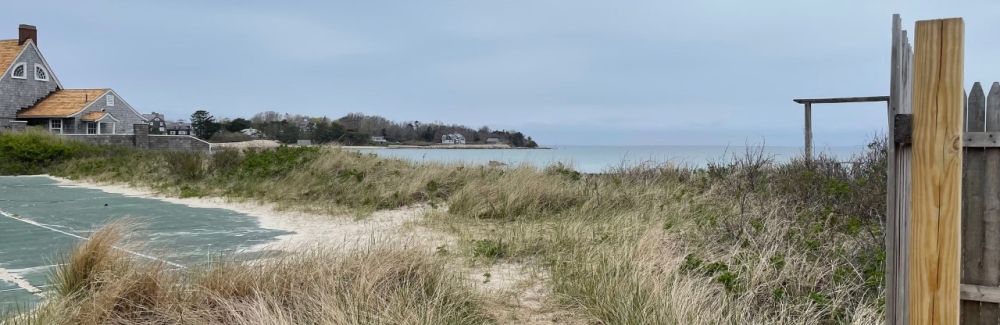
[349,145,869,174]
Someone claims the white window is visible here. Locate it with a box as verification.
[87,122,97,134]
[10,63,25,79]
[106,94,114,106]
[158,127,164,132]
[49,119,61,134]
[34,64,49,81]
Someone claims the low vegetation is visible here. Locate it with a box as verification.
[5,222,490,324]
[0,131,888,324]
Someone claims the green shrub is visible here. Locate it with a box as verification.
[471,239,507,259]
[164,152,205,181]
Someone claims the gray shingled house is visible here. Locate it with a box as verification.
[0,24,146,134]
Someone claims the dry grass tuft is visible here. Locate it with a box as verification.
[10,224,492,325]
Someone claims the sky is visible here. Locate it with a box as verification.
[3,0,998,146]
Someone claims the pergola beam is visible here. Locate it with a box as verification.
[793,96,890,104]
[792,95,889,161]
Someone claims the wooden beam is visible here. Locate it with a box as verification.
[961,284,1000,304]
[909,17,965,325]
[804,103,812,161]
[791,96,889,104]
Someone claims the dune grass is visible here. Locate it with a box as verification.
[0,131,888,324]
[5,222,491,325]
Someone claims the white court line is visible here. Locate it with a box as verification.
[0,266,41,296]
[0,209,186,269]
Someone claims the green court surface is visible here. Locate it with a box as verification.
[0,176,292,313]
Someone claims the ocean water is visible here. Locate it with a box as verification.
[350,145,869,174]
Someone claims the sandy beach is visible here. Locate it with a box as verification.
[46,175,454,254]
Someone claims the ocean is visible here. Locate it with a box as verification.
[349,145,869,174]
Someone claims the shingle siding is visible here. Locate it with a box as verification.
[72,91,146,134]
[0,44,57,127]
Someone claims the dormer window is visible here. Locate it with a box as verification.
[10,63,25,79]
[33,64,48,81]
[106,94,114,106]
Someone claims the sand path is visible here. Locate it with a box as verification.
[47,175,453,253]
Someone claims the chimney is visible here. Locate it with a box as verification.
[18,24,36,46]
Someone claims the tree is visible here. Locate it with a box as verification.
[509,131,527,147]
[420,126,435,142]
[226,118,253,133]
[525,136,538,148]
[277,122,300,144]
[312,120,345,144]
[190,110,222,140]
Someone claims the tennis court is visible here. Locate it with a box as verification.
[0,176,292,312]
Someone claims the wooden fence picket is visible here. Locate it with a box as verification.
[962,82,987,323]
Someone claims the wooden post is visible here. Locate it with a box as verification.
[909,17,964,325]
[962,83,986,324]
[804,102,812,161]
[886,14,901,324]
[982,82,1000,323]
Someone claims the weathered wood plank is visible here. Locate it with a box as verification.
[961,284,1000,304]
[791,96,890,104]
[909,18,964,325]
[983,82,1000,323]
[963,83,986,324]
[804,103,812,161]
[886,15,901,325]
[895,29,914,325]
[964,132,1000,147]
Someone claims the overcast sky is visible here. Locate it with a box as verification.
[3,0,997,146]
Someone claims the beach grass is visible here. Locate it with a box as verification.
[0,131,888,324]
[5,221,491,325]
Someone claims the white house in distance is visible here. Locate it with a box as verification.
[442,133,466,145]
[0,24,147,134]
[371,136,387,144]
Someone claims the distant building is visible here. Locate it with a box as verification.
[165,121,191,135]
[240,128,263,138]
[297,139,313,146]
[143,112,166,134]
[485,137,501,145]
[371,136,387,144]
[442,133,466,145]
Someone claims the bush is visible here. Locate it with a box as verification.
[0,130,123,175]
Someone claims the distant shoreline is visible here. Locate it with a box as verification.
[346,144,552,150]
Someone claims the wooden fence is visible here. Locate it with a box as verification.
[885,13,913,325]
[885,14,1000,325]
[886,14,970,325]
[958,81,1000,324]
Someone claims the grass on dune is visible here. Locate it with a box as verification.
[7,221,491,325]
[1,131,889,324]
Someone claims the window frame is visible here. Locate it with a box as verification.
[87,122,97,134]
[106,94,114,106]
[49,119,62,134]
[33,64,49,82]
[10,62,26,79]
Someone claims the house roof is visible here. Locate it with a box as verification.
[0,39,25,76]
[81,111,119,122]
[17,89,109,118]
